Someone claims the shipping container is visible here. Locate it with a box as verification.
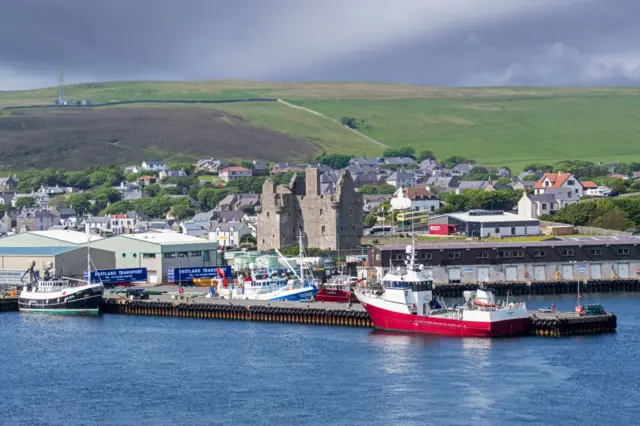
[428,224,455,235]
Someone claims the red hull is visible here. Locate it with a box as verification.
[363,302,531,337]
[316,289,358,303]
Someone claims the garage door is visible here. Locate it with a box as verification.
[618,263,630,279]
[561,264,573,280]
[534,266,545,281]
[505,266,518,282]
[448,268,461,283]
[148,270,158,284]
[477,267,489,283]
[589,264,602,280]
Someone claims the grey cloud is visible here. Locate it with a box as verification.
[0,0,638,89]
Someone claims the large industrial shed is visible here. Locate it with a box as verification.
[428,210,540,237]
[0,230,115,283]
[89,232,221,284]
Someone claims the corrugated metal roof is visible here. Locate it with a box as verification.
[376,236,640,251]
[0,246,79,256]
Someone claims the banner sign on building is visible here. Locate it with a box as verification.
[0,269,28,286]
[84,268,148,283]
[168,266,232,282]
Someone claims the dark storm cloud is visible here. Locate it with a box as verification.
[1,0,639,89]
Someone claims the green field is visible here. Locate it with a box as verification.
[2,81,640,170]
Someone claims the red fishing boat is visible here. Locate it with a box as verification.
[316,276,360,303]
[354,245,530,337]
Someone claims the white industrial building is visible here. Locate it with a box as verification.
[0,230,115,284]
[428,210,540,238]
[89,232,221,284]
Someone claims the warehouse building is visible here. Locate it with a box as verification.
[88,232,221,284]
[0,230,115,284]
[368,237,640,284]
[428,210,540,237]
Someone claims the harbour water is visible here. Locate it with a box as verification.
[1,293,639,426]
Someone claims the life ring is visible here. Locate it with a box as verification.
[524,272,530,278]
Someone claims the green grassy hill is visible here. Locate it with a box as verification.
[2,81,640,170]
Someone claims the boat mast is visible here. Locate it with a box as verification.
[87,236,92,285]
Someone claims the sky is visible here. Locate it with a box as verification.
[1,0,639,90]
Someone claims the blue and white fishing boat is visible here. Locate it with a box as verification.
[217,233,318,301]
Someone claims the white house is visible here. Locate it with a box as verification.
[159,169,187,180]
[390,187,441,212]
[533,172,583,209]
[517,193,558,219]
[219,166,252,182]
[85,216,110,235]
[109,213,138,234]
[141,160,167,172]
[209,222,251,248]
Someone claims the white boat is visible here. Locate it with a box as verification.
[18,245,104,315]
[217,232,318,301]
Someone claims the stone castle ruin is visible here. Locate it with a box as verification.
[258,168,363,251]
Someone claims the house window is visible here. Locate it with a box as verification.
[567,192,572,198]
[477,252,489,259]
[561,249,574,257]
[392,253,404,260]
[542,203,547,210]
[420,253,432,260]
[589,248,602,256]
[511,227,516,235]
[534,250,545,258]
[575,189,579,194]
[203,251,210,261]
[142,253,156,259]
[164,253,176,259]
[618,247,630,256]
[567,180,574,186]
[448,252,461,260]
[513,251,525,258]
[499,251,511,258]
[178,253,188,258]
[322,225,326,234]
[494,227,499,234]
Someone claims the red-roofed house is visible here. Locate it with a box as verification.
[533,172,583,208]
[220,166,252,182]
[580,181,598,189]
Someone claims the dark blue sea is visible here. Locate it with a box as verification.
[1,294,639,425]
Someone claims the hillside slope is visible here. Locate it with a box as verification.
[2,81,640,170]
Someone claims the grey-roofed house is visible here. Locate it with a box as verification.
[17,210,58,233]
[159,169,188,180]
[252,160,269,175]
[352,173,385,189]
[455,181,492,194]
[384,157,416,167]
[85,216,110,235]
[218,210,245,223]
[0,177,18,191]
[350,157,381,167]
[141,160,167,171]
[419,159,440,171]
[180,220,211,239]
[452,163,481,175]
[386,171,417,189]
[0,192,15,206]
[363,194,391,213]
[426,176,459,192]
